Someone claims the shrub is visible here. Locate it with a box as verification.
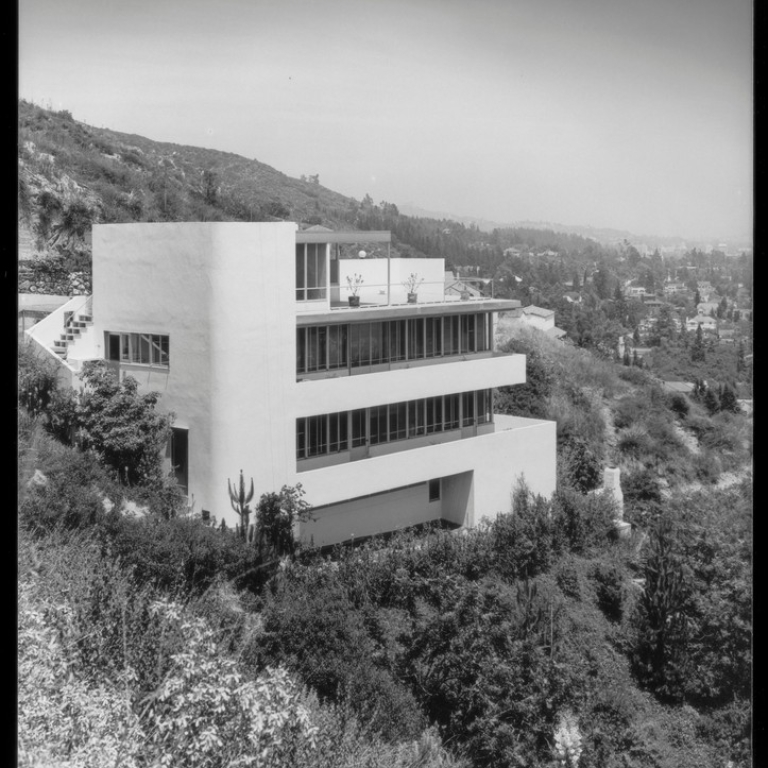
[616,425,653,460]
[492,482,555,580]
[557,436,602,493]
[103,514,263,596]
[18,343,60,418]
[667,392,690,417]
[551,487,616,554]
[144,599,318,768]
[76,361,174,485]
[590,557,626,622]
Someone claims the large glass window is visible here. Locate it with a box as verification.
[106,332,170,367]
[426,396,443,434]
[408,399,425,437]
[444,315,460,355]
[351,408,367,447]
[477,389,492,424]
[462,391,476,426]
[389,401,407,441]
[444,394,460,430]
[296,243,327,301]
[370,405,388,445]
[408,318,425,359]
[328,325,348,369]
[389,320,407,361]
[306,415,327,457]
[296,389,488,462]
[297,312,493,375]
[425,317,443,358]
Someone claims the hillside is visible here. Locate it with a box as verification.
[18,330,752,767]
[18,99,362,264]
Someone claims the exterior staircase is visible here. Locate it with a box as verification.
[52,306,93,360]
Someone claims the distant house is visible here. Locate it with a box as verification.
[718,329,736,344]
[642,299,665,314]
[507,304,567,340]
[686,314,717,333]
[626,285,649,299]
[663,281,687,297]
[661,381,695,395]
[562,291,582,304]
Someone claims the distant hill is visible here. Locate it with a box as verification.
[17,99,360,267]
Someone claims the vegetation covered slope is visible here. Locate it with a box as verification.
[18,336,752,767]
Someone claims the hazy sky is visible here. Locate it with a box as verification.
[19,0,752,241]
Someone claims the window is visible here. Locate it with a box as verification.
[426,396,443,434]
[462,391,476,426]
[389,401,407,441]
[306,415,327,457]
[428,478,441,502]
[370,405,388,445]
[444,394,460,430]
[389,320,407,361]
[351,409,367,447]
[408,399,425,437]
[328,412,348,453]
[425,317,443,357]
[460,314,476,353]
[408,318,425,359]
[106,332,169,367]
[328,325,348,369]
[477,389,492,424]
[296,243,328,301]
[444,315,460,355]
[297,388,489,463]
[296,313,493,375]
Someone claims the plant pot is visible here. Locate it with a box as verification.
[407,292,418,304]
[348,295,360,307]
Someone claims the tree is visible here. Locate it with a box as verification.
[691,324,706,362]
[202,169,218,205]
[703,386,720,415]
[632,518,690,702]
[737,341,746,373]
[75,361,174,485]
[716,297,728,319]
[719,384,740,414]
[255,484,312,563]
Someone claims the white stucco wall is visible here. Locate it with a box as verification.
[294,353,525,417]
[92,222,298,517]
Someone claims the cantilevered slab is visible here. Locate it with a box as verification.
[297,298,521,325]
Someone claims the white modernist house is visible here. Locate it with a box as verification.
[26,222,557,546]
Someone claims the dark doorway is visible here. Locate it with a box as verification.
[171,428,188,493]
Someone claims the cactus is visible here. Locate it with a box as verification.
[227,470,254,540]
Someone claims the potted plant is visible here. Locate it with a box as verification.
[403,273,424,303]
[346,273,364,306]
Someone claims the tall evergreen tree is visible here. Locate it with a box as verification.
[691,324,706,362]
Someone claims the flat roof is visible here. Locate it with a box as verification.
[296,230,391,244]
[297,298,520,326]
